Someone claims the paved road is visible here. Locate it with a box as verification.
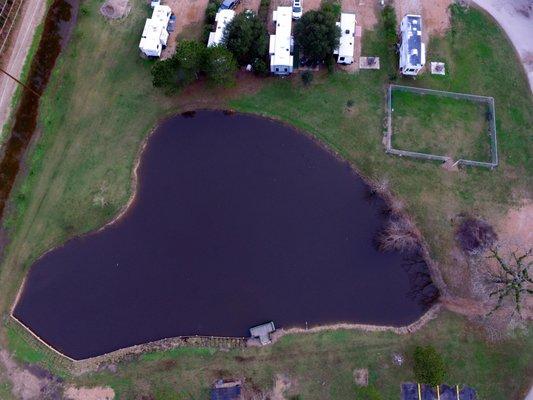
[0,0,46,136]
[472,0,533,94]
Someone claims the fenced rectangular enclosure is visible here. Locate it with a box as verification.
[385,85,498,169]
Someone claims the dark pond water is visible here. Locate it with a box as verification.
[0,0,79,222]
[14,111,437,360]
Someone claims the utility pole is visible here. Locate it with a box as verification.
[0,65,40,97]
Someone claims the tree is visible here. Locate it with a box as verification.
[222,11,268,66]
[413,346,446,386]
[301,70,313,85]
[151,57,180,88]
[204,45,237,85]
[174,40,205,85]
[294,10,340,64]
[487,248,532,316]
[456,217,497,255]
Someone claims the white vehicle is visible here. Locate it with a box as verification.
[139,5,172,58]
[292,0,302,19]
[399,14,426,75]
[269,7,294,75]
[334,13,356,64]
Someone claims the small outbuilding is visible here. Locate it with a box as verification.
[210,379,242,400]
[139,5,172,58]
[399,14,426,75]
[208,9,235,47]
[269,6,294,75]
[334,13,356,64]
[249,321,275,345]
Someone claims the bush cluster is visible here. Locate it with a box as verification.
[151,40,237,89]
[413,346,446,386]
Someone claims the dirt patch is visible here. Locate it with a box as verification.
[64,385,115,400]
[100,0,131,19]
[495,201,533,251]
[393,0,451,42]
[235,0,261,14]
[271,373,295,400]
[353,368,368,386]
[0,350,62,400]
[161,0,209,59]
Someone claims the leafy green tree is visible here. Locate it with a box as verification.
[204,45,237,85]
[294,10,340,64]
[151,57,180,88]
[321,0,341,19]
[252,58,269,76]
[223,11,268,66]
[413,346,446,386]
[487,248,532,316]
[174,40,205,84]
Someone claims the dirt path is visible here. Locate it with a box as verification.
[472,0,533,94]
[0,0,47,138]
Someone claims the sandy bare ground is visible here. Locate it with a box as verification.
[0,0,46,140]
[472,0,533,94]
[161,0,209,58]
[393,0,451,43]
[235,0,261,14]
[0,349,62,399]
[64,385,115,400]
[267,0,322,33]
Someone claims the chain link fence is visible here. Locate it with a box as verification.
[385,84,498,169]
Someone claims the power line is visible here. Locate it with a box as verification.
[0,65,40,97]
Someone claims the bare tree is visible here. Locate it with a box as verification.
[486,248,532,316]
[378,217,420,254]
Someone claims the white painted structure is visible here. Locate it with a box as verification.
[269,6,294,75]
[334,13,356,64]
[399,14,426,75]
[139,5,172,58]
[208,9,235,47]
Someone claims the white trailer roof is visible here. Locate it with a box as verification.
[270,7,293,68]
[400,14,424,68]
[207,9,235,47]
[139,5,172,57]
[335,13,356,58]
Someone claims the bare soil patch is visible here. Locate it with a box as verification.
[64,385,115,400]
[100,0,131,19]
[0,350,61,400]
[161,0,209,58]
[353,368,368,386]
[235,0,261,14]
[393,0,451,42]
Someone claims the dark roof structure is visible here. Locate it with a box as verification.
[210,380,242,400]
[401,383,478,400]
[406,15,422,67]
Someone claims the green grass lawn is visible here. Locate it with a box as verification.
[391,90,491,161]
[0,0,531,398]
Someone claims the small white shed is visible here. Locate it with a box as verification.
[208,9,235,47]
[139,5,172,58]
[399,14,426,75]
[269,6,294,75]
[334,13,356,64]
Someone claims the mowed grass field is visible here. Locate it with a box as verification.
[0,0,531,398]
[391,90,491,161]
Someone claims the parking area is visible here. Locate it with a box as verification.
[161,0,210,58]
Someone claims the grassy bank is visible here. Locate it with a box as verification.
[67,312,532,399]
[0,0,531,398]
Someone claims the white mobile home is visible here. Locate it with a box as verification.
[269,6,294,75]
[139,5,172,58]
[208,9,235,47]
[334,13,356,64]
[399,14,426,75]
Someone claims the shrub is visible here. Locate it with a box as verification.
[205,1,220,24]
[294,10,340,64]
[301,70,313,85]
[377,216,420,254]
[204,45,238,85]
[381,4,397,48]
[252,58,269,76]
[151,57,179,88]
[456,217,497,255]
[413,346,446,386]
[321,0,341,19]
[223,11,269,66]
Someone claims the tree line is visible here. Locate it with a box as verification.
[151,3,341,90]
